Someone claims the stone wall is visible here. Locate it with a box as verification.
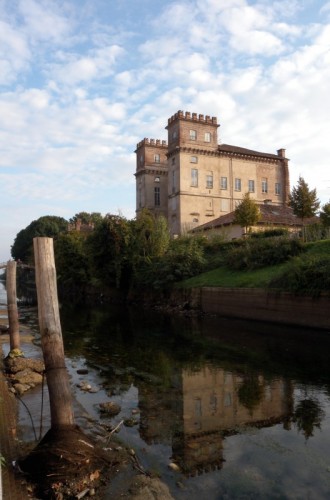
[175,287,330,330]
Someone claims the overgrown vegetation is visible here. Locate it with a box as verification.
[11,206,330,300]
[135,235,206,290]
[181,239,330,296]
[225,236,304,270]
[268,253,330,296]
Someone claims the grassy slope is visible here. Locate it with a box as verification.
[179,239,330,289]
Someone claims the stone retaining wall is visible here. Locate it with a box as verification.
[175,288,329,330]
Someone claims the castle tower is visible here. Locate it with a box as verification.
[165,111,220,235]
[135,138,168,219]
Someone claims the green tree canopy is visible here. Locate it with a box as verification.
[69,212,103,227]
[87,214,132,289]
[233,193,261,234]
[293,397,325,440]
[288,176,320,222]
[11,216,68,262]
[55,232,90,288]
[132,209,170,261]
[319,201,330,228]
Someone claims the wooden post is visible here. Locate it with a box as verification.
[33,237,75,429]
[6,260,20,352]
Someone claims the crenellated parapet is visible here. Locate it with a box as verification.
[167,110,218,126]
[136,138,167,150]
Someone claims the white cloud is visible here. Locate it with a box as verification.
[230,29,284,55]
[0,0,329,261]
[20,88,50,109]
[18,0,72,43]
[230,67,262,93]
[320,2,330,16]
[49,45,124,85]
[0,20,30,84]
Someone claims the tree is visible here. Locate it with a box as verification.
[87,214,132,289]
[319,201,330,228]
[238,374,264,414]
[233,193,261,234]
[288,176,320,222]
[69,211,103,227]
[293,397,325,440]
[11,215,68,262]
[132,209,170,261]
[55,232,90,288]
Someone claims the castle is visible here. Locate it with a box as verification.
[135,110,290,236]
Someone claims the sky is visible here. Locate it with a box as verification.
[0,0,330,262]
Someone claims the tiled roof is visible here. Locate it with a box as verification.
[218,144,283,160]
[193,204,319,232]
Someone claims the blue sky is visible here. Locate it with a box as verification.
[1,0,330,261]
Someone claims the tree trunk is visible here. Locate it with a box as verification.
[6,260,20,352]
[33,237,75,429]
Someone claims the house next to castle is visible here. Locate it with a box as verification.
[135,110,290,236]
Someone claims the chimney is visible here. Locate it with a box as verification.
[277,148,286,158]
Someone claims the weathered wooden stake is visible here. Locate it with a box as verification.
[33,237,75,429]
[6,260,20,352]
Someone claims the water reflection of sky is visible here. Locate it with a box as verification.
[66,357,330,499]
[218,389,330,500]
[18,304,330,499]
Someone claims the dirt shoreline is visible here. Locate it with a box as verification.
[0,307,174,499]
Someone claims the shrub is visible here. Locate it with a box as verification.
[268,255,330,296]
[226,236,304,270]
[135,236,206,290]
[250,228,289,239]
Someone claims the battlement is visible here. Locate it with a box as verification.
[167,110,218,126]
[136,138,168,150]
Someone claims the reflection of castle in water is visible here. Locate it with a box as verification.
[138,365,293,475]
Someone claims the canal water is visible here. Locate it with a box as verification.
[2,275,330,499]
[58,303,330,499]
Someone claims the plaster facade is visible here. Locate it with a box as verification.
[135,111,290,235]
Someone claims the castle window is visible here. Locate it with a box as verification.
[155,176,160,183]
[193,218,199,223]
[172,130,177,140]
[224,392,232,407]
[190,156,198,163]
[262,178,268,194]
[139,155,143,165]
[248,180,255,192]
[154,154,160,163]
[221,199,229,212]
[154,187,160,206]
[206,173,213,189]
[191,168,198,187]
[190,129,197,140]
[171,196,177,210]
[194,398,202,417]
[221,177,227,190]
[275,182,281,195]
[210,392,218,413]
[235,178,241,191]
[204,132,211,142]
[172,157,175,165]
